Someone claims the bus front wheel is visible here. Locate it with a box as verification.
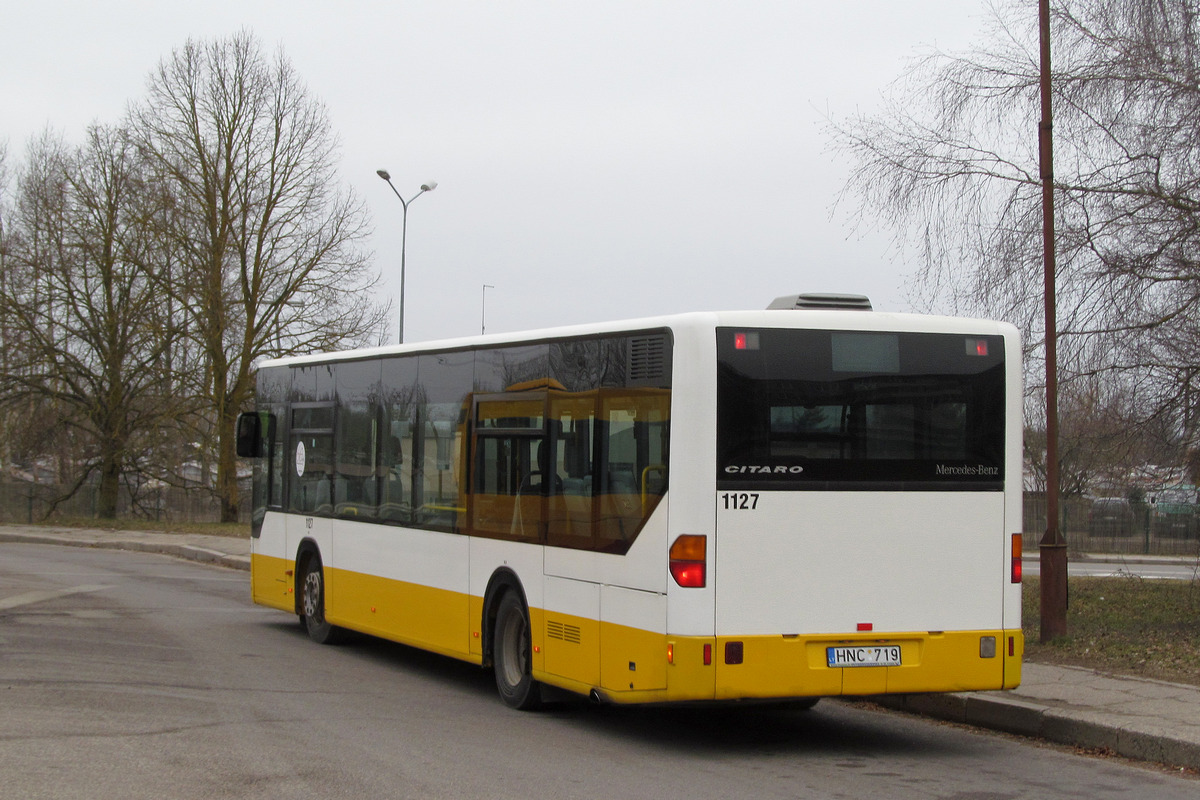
[301,556,344,645]
[493,592,542,710]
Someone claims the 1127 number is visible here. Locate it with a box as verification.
[721,492,759,510]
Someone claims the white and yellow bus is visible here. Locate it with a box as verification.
[237,295,1023,709]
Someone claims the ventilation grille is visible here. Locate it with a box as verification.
[767,293,873,311]
[627,335,669,383]
[547,620,582,644]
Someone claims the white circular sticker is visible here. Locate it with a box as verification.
[295,440,307,477]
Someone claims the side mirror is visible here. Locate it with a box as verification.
[236,412,262,458]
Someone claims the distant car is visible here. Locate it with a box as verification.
[1088,497,1134,537]
[1150,486,1197,538]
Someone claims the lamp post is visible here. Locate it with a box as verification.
[376,170,437,344]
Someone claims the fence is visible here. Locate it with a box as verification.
[0,480,252,526]
[1023,493,1200,557]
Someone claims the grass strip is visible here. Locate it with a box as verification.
[1023,575,1200,686]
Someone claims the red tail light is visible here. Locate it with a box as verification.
[669,535,707,588]
[1011,533,1022,583]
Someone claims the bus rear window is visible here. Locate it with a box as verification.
[717,328,1005,490]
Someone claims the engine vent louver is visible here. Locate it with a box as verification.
[547,620,582,644]
[627,335,669,384]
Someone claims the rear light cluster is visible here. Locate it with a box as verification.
[1011,533,1022,583]
[669,535,707,588]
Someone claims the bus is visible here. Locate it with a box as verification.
[236,294,1023,709]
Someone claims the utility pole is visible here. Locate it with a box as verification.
[1039,0,1068,641]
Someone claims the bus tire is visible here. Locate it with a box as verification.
[493,591,542,710]
[301,556,345,645]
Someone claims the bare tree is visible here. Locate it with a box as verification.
[0,127,185,517]
[131,32,388,522]
[829,0,1200,469]
[0,140,12,477]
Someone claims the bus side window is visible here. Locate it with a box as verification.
[289,432,333,514]
[595,391,669,552]
[380,354,419,525]
[471,394,544,543]
[547,394,595,549]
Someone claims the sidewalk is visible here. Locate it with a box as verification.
[2,524,1198,771]
[0,524,250,571]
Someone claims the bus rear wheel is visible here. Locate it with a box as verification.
[301,556,345,645]
[493,592,542,710]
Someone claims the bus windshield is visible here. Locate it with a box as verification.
[717,327,1005,490]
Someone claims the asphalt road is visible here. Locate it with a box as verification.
[2,543,1196,800]
[1023,557,1200,581]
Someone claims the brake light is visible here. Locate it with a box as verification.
[733,331,760,350]
[669,535,707,588]
[1011,533,1022,583]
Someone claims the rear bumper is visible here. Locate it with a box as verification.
[644,628,1023,704]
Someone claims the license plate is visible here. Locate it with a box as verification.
[826,645,902,668]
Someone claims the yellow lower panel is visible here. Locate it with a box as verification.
[539,609,600,687]
[600,619,667,693]
[251,553,296,613]
[531,611,666,696]
[326,567,475,663]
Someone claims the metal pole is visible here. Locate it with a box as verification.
[377,172,436,345]
[481,284,494,335]
[399,202,409,344]
[1038,0,1068,642]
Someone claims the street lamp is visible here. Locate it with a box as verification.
[377,169,437,344]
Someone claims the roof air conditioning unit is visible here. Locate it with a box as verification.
[767,293,873,311]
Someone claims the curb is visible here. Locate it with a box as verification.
[0,531,250,572]
[875,692,1200,771]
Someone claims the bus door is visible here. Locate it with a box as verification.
[286,402,336,597]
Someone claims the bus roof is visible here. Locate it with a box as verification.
[261,308,1018,369]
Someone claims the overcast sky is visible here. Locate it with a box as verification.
[2,1,993,344]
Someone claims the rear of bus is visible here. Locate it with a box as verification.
[670,312,1022,702]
